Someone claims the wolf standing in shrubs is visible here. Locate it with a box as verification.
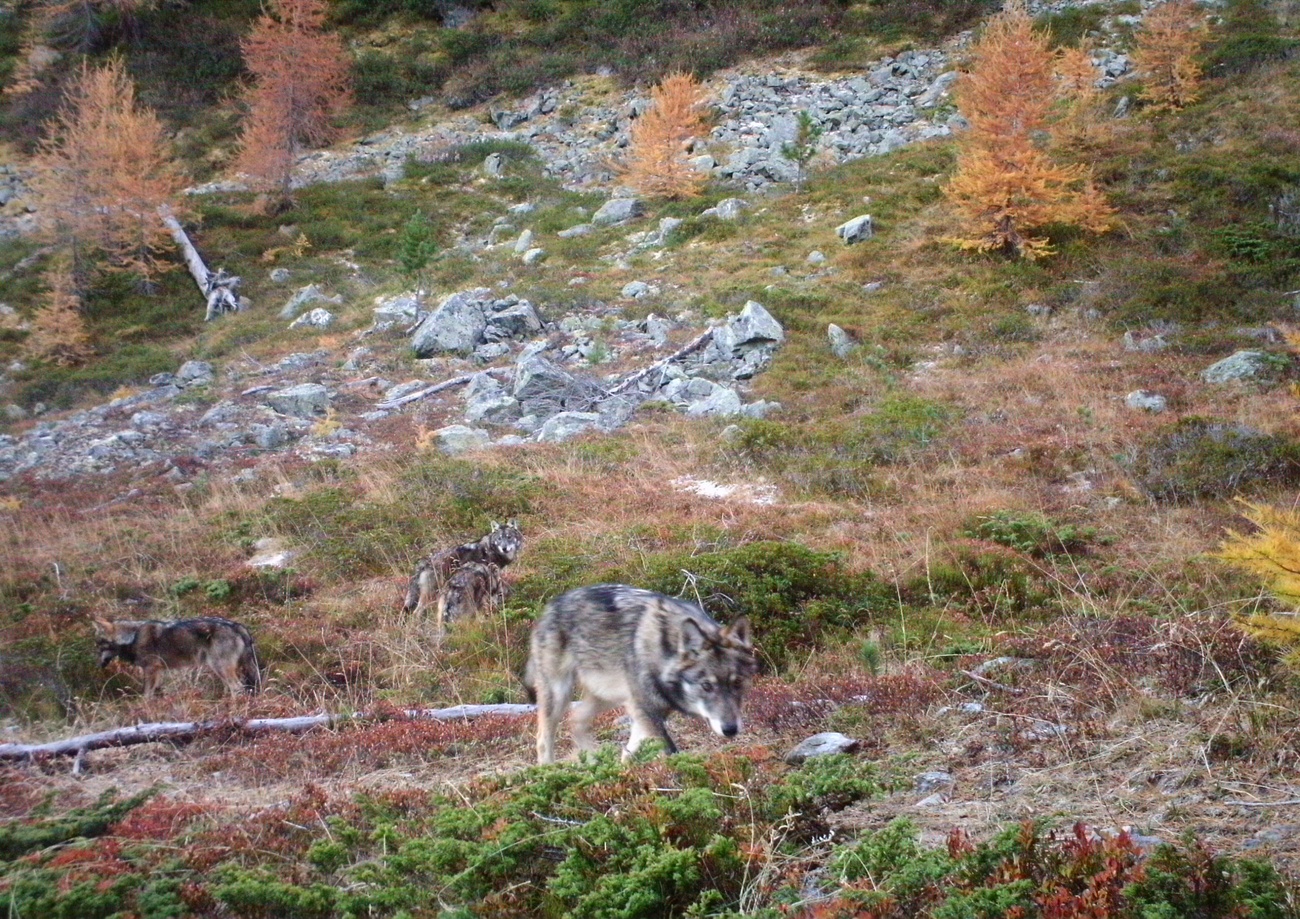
[92,616,262,698]
[524,584,757,764]
[402,519,524,616]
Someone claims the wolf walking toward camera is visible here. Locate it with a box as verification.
[402,519,523,616]
[524,584,757,764]
[92,616,261,697]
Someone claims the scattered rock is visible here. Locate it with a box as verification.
[1201,349,1281,384]
[265,383,330,418]
[432,424,490,454]
[915,771,955,796]
[410,288,491,356]
[176,361,215,388]
[1125,390,1167,413]
[828,323,858,358]
[288,308,335,330]
[835,214,874,244]
[784,732,860,764]
[591,197,644,226]
[536,411,602,442]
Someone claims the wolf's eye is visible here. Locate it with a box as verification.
[700,679,716,693]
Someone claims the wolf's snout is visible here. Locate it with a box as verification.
[721,722,739,737]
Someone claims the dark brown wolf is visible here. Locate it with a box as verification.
[403,519,523,615]
[523,584,756,764]
[434,561,505,637]
[92,616,261,697]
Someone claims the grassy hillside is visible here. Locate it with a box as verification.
[3,1,1300,916]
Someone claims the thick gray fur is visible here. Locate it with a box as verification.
[524,584,757,764]
[92,616,261,697]
[403,519,523,615]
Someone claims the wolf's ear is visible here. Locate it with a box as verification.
[679,618,708,657]
[725,617,752,649]
[490,520,501,531]
[507,517,519,529]
[91,616,112,635]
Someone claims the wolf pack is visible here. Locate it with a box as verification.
[91,519,758,764]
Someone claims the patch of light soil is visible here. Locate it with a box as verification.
[672,476,779,505]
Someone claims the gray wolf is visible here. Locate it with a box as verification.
[523,584,756,764]
[434,561,505,636]
[403,519,523,615]
[92,616,261,697]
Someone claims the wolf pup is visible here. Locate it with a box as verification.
[434,561,505,637]
[92,616,262,698]
[524,584,757,764]
[403,519,523,615]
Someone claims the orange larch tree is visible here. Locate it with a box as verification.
[1053,43,1103,146]
[27,259,94,367]
[234,0,352,206]
[30,56,185,286]
[944,0,1113,259]
[623,72,709,200]
[1132,0,1208,111]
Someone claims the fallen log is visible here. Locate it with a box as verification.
[159,206,243,321]
[608,327,714,396]
[0,703,537,762]
[376,373,476,411]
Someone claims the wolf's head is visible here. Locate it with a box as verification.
[92,617,140,667]
[487,519,524,565]
[674,617,757,739]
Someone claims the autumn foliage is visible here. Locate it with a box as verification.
[30,56,185,283]
[623,72,709,200]
[1133,0,1208,111]
[27,259,94,367]
[1216,500,1300,664]
[235,0,352,203]
[944,1,1113,259]
[1053,43,1103,145]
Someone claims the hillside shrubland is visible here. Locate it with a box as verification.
[3,0,1300,916]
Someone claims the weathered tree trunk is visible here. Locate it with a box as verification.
[158,206,243,321]
[0,703,537,762]
[608,327,714,395]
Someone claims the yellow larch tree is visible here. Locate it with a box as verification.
[1053,42,1103,146]
[1132,0,1208,111]
[234,0,353,207]
[944,0,1113,259]
[623,72,709,200]
[30,56,185,286]
[1215,500,1300,664]
[27,259,94,367]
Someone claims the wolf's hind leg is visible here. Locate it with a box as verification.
[535,668,575,765]
[571,695,617,753]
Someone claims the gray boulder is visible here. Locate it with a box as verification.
[289,308,335,330]
[622,280,654,299]
[1126,390,1168,413]
[836,214,874,244]
[557,223,593,238]
[484,299,544,341]
[727,300,784,349]
[521,247,547,265]
[536,411,602,443]
[1201,350,1280,384]
[703,198,746,220]
[828,323,858,358]
[373,293,423,329]
[265,383,330,418]
[411,288,491,356]
[279,284,341,320]
[592,197,644,226]
[432,424,491,454]
[685,385,743,417]
[176,361,215,388]
[785,732,860,764]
